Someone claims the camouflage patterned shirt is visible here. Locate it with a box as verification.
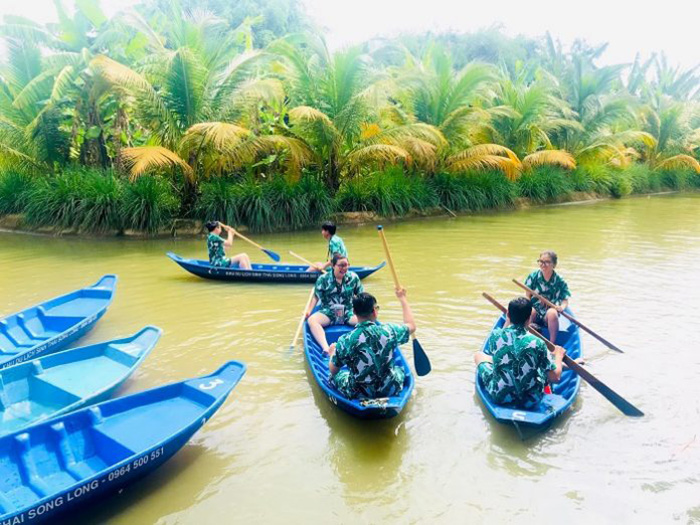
[314,269,363,320]
[207,233,230,267]
[332,321,409,397]
[524,269,571,317]
[328,235,348,259]
[479,324,556,408]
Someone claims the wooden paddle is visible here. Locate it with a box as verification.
[222,225,281,262]
[289,251,322,270]
[512,279,623,353]
[290,287,316,352]
[481,292,643,417]
[377,225,431,377]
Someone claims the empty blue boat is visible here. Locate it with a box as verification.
[475,311,582,430]
[0,326,161,437]
[0,360,246,523]
[167,252,386,283]
[303,321,414,419]
[0,276,118,370]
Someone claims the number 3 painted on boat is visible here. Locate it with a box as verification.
[199,378,224,390]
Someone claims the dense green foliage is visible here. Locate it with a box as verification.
[0,1,698,234]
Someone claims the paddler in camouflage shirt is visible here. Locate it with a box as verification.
[524,250,571,344]
[328,289,416,399]
[474,297,565,408]
[205,221,252,269]
[306,253,363,353]
[306,221,348,272]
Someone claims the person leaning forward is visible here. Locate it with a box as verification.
[306,253,363,353]
[474,297,565,409]
[328,289,416,400]
[205,221,252,270]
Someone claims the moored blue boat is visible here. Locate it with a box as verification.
[475,310,582,430]
[303,320,414,419]
[0,326,161,437]
[167,252,385,283]
[0,360,246,523]
[0,276,118,370]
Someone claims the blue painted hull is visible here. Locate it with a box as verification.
[303,320,414,419]
[476,310,582,430]
[0,276,118,370]
[0,326,161,437]
[167,252,385,283]
[0,361,246,523]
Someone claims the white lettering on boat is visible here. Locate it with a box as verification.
[1,514,25,524]
[27,496,64,519]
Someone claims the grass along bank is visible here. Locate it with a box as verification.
[0,165,698,236]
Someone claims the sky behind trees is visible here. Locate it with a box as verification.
[2,0,699,68]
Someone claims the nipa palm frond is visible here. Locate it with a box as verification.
[521,150,576,171]
[121,146,193,180]
[655,154,700,173]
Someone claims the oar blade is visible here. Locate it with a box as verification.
[263,249,281,262]
[566,358,644,417]
[413,338,431,376]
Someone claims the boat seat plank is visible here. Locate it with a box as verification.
[33,356,129,399]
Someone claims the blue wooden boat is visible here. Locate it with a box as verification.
[166,252,385,283]
[0,276,118,370]
[0,360,246,523]
[476,310,582,430]
[0,326,161,437]
[303,320,414,419]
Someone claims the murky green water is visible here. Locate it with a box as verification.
[1,194,699,523]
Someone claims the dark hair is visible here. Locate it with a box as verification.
[321,221,337,236]
[353,292,377,317]
[331,253,348,266]
[540,250,558,266]
[508,297,532,325]
[205,220,219,232]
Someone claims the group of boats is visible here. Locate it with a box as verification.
[0,276,246,523]
[169,251,585,426]
[0,245,626,521]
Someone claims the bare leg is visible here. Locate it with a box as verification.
[231,253,252,270]
[545,307,560,345]
[308,312,332,353]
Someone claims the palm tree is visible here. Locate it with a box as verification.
[269,34,445,187]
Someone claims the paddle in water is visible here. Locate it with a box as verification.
[377,225,431,377]
[222,225,281,262]
[481,292,643,417]
[512,279,624,353]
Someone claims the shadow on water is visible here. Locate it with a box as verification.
[474,391,583,477]
[55,444,210,525]
[304,358,410,510]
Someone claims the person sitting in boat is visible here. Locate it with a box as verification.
[328,289,416,399]
[306,221,348,272]
[524,250,571,344]
[205,221,252,270]
[474,297,565,408]
[306,253,363,353]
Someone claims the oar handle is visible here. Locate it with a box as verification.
[377,225,402,289]
[291,287,316,350]
[512,279,622,352]
[289,251,315,267]
[231,229,265,250]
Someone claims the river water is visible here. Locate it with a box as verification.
[1,194,699,524]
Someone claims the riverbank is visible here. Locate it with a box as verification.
[0,188,690,239]
[1,165,698,238]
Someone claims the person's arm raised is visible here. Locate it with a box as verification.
[395,287,416,334]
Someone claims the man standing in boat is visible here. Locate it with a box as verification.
[524,250,571,344]
[474,297,566,408]
[205,221,253,270]
[307,221,348,272]
[327,289,416,399]
[306,253,363,353]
